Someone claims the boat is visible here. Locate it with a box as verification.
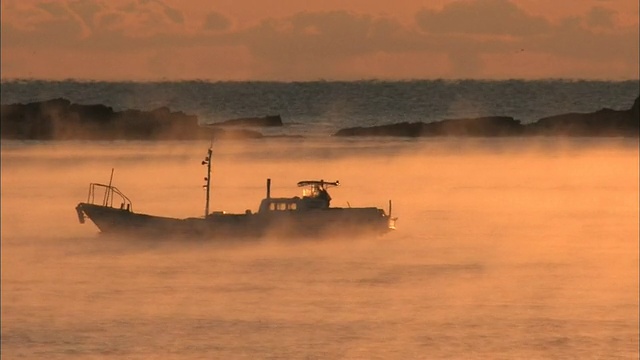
[75,146,397,239]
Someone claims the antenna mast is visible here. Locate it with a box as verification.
[202,144,213,218]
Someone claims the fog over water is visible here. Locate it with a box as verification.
[1,138,638,359]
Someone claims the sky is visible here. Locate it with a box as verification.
[1,0,638,81]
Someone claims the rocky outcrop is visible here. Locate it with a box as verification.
[3,95,637,140]
[211,115,283,127]
[526,107,637,136]
[0,98,263,140]
[335,116,523,137]
[334,96,639,138]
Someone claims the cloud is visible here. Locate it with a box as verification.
[67,0,101,29]
[586,6,616,29]
[1,0,637,80]
[232,11,426,79]
[241,11,417,57]
[36,1,68,17]
[161,2,184,24]
[1,0,190,49]
[415,0,550,37]
[530,16,638,62]
[1,2,85,47]
[203,11,232,32]
[412,0,637,75]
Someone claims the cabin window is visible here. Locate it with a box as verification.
[268,202,297,211]
[303,188,319,198]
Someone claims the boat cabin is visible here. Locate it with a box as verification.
[258,179,339,213]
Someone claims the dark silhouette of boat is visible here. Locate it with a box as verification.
[75,147,397,239]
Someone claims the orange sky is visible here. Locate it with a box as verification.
[1,0,638,81]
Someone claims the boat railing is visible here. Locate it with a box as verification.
[87,183,133,212]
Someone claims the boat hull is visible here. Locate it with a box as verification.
[76,203,393,240]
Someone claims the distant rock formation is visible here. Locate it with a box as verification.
[335,96,639,138]
[3,96,637,140]
[210,115,283,127]
[0,98,263,140]
[335,116,523,137]
[526,107,637,136]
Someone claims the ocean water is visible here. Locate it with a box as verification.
[1,136,638,359]
[1,80,638,136]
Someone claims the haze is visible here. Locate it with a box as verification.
[2,139,638,358]
[1,0,638,81]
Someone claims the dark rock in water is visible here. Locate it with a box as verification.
[212,128,264,140]
[422,116,523,136]
[211,115,283,127]
[524,96,639,137]
[334,116,522,137]
[526,109,636,136]
[335,122,423,137]
[334,96,639,138]
[0,98,263,140]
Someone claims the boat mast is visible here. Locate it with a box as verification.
[202,146,213,218]
[103,168,114,206]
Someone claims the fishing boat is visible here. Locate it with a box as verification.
[75,147,397,239]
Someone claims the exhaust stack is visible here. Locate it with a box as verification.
[266,178,271,199]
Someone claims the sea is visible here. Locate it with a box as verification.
[1,79,639,136]
[1,80,639,359]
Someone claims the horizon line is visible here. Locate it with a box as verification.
[2,77,639,84]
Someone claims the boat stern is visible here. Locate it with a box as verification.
[387,215,398,230]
